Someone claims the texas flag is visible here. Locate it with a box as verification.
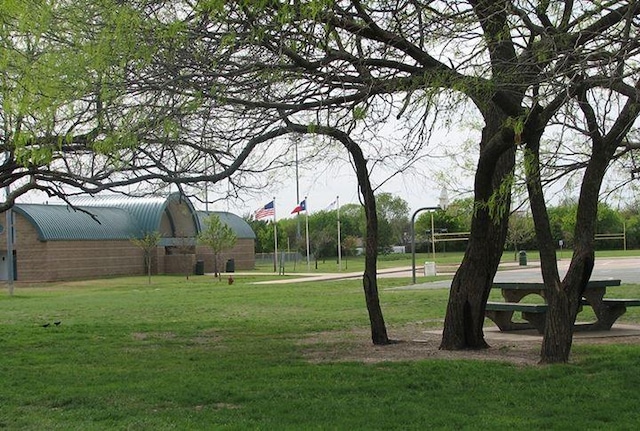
[291,199,306,214]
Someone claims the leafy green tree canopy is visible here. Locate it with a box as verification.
[198,214,237,277]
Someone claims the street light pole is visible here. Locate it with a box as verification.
[431,211,436,261]
[411,206,441,284]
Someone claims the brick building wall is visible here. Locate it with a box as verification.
[196,238,255,273]
[1,209,255,283]
[0,213,146,282]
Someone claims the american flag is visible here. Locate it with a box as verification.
[254,200,275,220]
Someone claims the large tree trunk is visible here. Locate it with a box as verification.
[524,92,636,363]
[524,111,605,363]
[539,79,636,362]
[288,122,389,345]
[440,229,507,349]
[541,252,593,363]
[526,99,616,362]
[348,137,389,345]
[440,0,524,350]
[522,114,569,363]
[440,112,515,350]
[540,142,612,362]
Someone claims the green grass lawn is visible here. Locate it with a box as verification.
[2,275,640,430]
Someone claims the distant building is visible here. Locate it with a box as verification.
[196,211,256,273]
[0,193,255,283]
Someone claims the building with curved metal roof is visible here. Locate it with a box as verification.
[0,194,255,282]
[195,211,256,275]
[197,211,256,240]
[70,193,200,239]
[14,204,139,241]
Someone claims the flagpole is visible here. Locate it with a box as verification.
[305,196,310,271]
[295,140,301,240]
[337,195,342,271]
[273,197,278,273]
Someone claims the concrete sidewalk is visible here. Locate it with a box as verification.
[249,266,415,284]
[244,261,534,286]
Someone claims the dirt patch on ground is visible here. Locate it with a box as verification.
[299,323,640,366]
[131,331,177,341]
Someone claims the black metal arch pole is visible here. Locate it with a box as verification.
[411,206,441,284]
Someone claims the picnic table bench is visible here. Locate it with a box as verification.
[485,302,548,332]
[485,279,640,333]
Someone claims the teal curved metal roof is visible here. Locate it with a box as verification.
[14,195,252,242]
[197,211,256,239]
[69,192,198,235]
[14,204,139,241]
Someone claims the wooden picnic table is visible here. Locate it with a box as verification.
[487,279,639,332]
[493,279,621,303]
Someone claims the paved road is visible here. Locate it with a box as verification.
[392,257,640,290]
[495,257,640,283]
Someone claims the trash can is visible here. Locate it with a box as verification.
[518,251,527,266]
[225,258,235,273]
[195,260,205,275]
[424,261,436,276]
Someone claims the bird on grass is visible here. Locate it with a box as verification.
[41,321,61,328]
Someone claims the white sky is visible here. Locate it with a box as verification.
[206,156,459,219]
[201,123,479,219]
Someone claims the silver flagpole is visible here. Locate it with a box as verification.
[305,196,310,271]
[295,140,301,240]
[273,197,278,273]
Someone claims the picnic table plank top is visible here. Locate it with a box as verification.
[492,279,621,289]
